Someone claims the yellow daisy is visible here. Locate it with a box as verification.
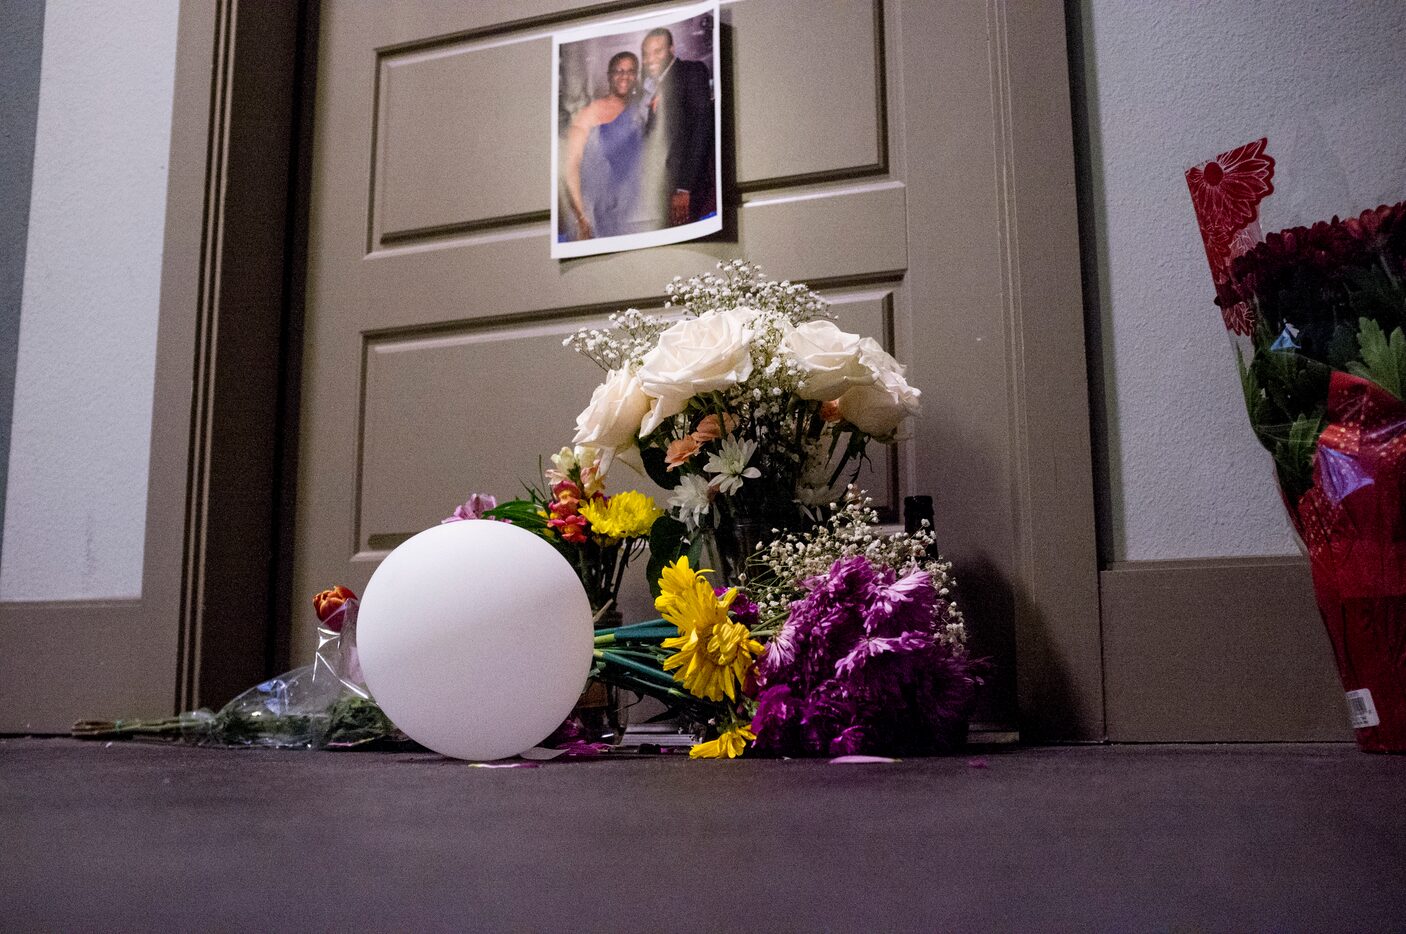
[689,724,756,759]
[655,557,763,702]
[578,490,663,541]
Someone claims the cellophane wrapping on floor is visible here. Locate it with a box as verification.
[205,598,397,748]
[74,593,403,748]
[1186,137,1406,751]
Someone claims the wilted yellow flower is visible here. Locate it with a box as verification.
[655,557,763,702]
[578,490,663,540]
[689,724,755,759]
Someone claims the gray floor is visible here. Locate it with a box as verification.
[2,738,1403,932]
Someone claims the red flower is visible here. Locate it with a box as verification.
[1343,202,1406,254]
[548,512,589,543]
[550,480,582,507]
[313,585,358,632]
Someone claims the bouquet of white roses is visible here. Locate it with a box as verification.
[566,261,922,582]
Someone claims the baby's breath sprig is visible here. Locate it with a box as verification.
[663,259,830,324]
[562,307,667,371]
[747,486,967,649]
[565,261,831,373]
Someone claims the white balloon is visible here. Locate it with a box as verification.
[356,520,594,760]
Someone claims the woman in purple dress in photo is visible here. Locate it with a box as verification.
[562,52,651,240]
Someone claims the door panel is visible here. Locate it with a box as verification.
[368,0,888,257]
[376,40,550,242]
[731,0,884,183]
[358,313,621,553]
[356,289,898,553]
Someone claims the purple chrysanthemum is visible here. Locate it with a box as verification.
[749,555,981,757]
[718,586,760,628]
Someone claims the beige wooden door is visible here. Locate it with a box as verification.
[294,0,1100,736]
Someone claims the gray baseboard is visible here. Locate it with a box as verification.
[1101,556,1351,742]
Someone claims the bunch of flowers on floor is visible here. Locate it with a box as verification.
[1186,137,1406,752]
[79,262,983,760]
[549,262,979,758]
[74,586,402,749]
[588,488,980,758]
[565,260,921,581]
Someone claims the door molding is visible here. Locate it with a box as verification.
[997,0,1103,741]
[172,0,313,709]
[900,0,1102,740]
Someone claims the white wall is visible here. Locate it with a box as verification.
[1077,0,1406,561]
[1,1,181,600]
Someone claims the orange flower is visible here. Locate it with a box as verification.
[819,400,842,423]
[666,436,701,470]
[313,585,358,632]
[691,412,738,442]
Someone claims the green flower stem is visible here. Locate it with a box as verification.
[594,620,674,645]
[610,541,632,602]
[603,647,666,662]
[72,713,213,740]
[594,617,668,638]
[594,649,677,689]
[603,671,698,708]
[594,627,673,647]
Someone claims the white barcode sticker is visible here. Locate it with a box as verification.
[1346,689,1380,729]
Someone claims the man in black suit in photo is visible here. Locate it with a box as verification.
[640,26,715,228]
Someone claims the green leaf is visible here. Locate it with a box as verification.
[647,515,687,558]
[1235,343,1263,428]
[1326,322,1362,371]
[1235,341,1328,500]
[1343,266,1406,335]
[1245,337,1331,456]
[640,444,681,489]
[685,534,706,569]
[1272,412,1326,499]
[1347,317,1406,401]
[483,500,549,530]
[645,515,688,598]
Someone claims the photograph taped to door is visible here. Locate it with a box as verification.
[551,1,721,259]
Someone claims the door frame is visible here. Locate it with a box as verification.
[970,0,1102,740]
[165,0,317,711]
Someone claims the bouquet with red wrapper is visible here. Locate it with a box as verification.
[1187,138,1406,752]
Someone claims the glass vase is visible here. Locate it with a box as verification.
[706,504,806,584]
[571,607,629,746]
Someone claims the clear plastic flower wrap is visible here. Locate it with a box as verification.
[1186,138,1406,752]
[204,595,398,748]
[74,588,404,749]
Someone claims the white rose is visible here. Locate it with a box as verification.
[572,367,651,472]
[779,319,875,401]
[636,307,758,436]
[836,337,921,439]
